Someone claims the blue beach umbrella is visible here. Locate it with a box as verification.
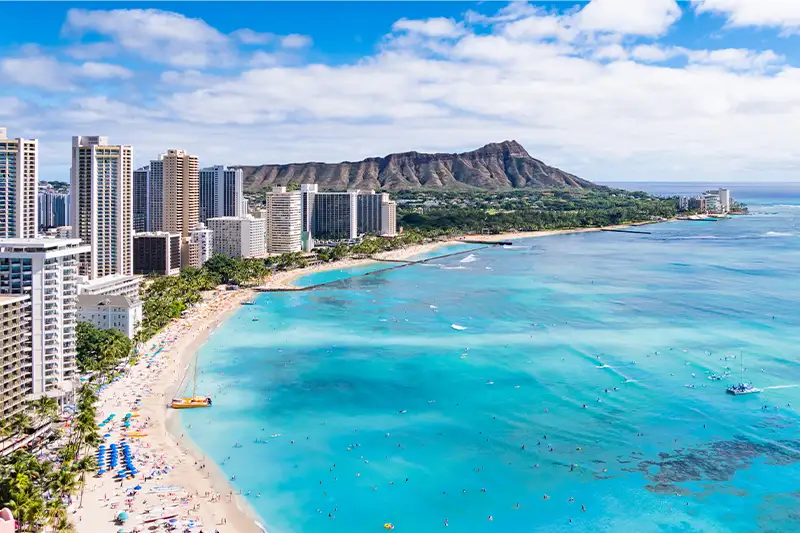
[134,485,142,490]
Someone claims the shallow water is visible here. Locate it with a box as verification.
[183,191,800,533]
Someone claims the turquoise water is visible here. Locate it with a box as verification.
[183,191,800,533]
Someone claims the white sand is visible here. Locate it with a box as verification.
[74,287,263,533]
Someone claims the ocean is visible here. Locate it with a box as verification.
[181,183,800,533]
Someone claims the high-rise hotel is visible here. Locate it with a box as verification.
[70,136,134,279]
[199,165,244,223]
[0,239,89,401]
[0,127,38,239]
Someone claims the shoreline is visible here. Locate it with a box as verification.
[74,219,672,533]
[75,287,264,533]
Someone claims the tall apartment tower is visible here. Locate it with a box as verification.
[70,136,133,279]
[264,186,302,253]
[132,166,149,232]
[199,166,244,223]
[0,294,32,425]
[0,127,38,238]
[156,149,199,267]
[38,190,71,230]
[0,239,90,400]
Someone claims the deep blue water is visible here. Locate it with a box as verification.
[182,185,800,533]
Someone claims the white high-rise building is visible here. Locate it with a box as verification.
[199,166,244,223]
[0,238,90,401]
[718,188,731,213]
[0,127,38,238]
[188,223,213,267]
[207,216,265,259]
[264,186,301,253]
[70,135,133,279]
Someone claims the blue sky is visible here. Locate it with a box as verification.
[2,1,800,183]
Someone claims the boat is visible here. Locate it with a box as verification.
[243,299,256,305]
[726,350,761,396]
[707,373,723,381]
[171,353,212,409]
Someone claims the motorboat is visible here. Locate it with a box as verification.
[726,383,761,395]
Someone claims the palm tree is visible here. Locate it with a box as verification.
[72,456,97,508]
[8,412,32,436]
[30,396,59,426]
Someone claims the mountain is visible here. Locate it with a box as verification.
[239,140,597,192]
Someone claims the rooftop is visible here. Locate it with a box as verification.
[78,294,141,309]
[0,294,30,306]
[0,238,83,249]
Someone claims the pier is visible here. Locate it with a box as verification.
[600,228,652,235]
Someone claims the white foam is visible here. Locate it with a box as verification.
[451,324,467,331]
[429,305,438,309]
[460,254,478,263]
[764,231,793,237]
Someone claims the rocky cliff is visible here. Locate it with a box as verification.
[240,140,597,192]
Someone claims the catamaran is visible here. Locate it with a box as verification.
[171,353,212,409]
[726,351,761,396]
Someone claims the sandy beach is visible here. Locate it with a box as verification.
[74,287,264,533]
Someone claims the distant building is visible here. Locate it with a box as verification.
[0,238,90,401]
[147,159,164,232]
[0,294,32,425]
[70,135,133,279]
[77,273,141,299]
[199,166,244,224]
[703,192,721,213]
[38,190,70,230]
[188,223,213,268]
[717,188,731,212]
[132,166,149,232]
[264,186,302,253]
[356,191,384,235]
[207,216,265,258]
[78,294,142,339]
[0,127,38,239]
[299,185,358,249]
[381,199,398,237]
[688,196,706,212]
[133,232,181,276]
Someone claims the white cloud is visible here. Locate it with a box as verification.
[64,8,232,68]
[10,4,800,183]
[77,61,133,79]
[1,52,133,90]
[693,0,800,31]
[64,42,118,60]
[1,55,73,90]
[630,44,684,62]
[231,28,275,45]
[575,0,682,36]
[686,48,784,71]
[392,17,466,38]
[0,97,26,118]
[281,34,313,49]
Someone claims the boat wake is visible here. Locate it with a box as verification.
[761,384,800,390]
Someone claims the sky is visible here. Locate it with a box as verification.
[2,1,800,183]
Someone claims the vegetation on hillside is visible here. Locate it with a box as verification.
[397,188,677,234]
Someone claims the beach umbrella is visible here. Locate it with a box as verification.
[104,434,111,437]
[98,469,106,474]
[118,511,129,520]
[134,485,142,490]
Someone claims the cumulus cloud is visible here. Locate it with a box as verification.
[62,8,313,68]
[693,0,800,31]
[576,0,682,36]
[5,0,800,183]
[392,17,466,38]
[0,52,132,90]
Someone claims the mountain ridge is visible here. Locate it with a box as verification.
[240,140,598,192]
